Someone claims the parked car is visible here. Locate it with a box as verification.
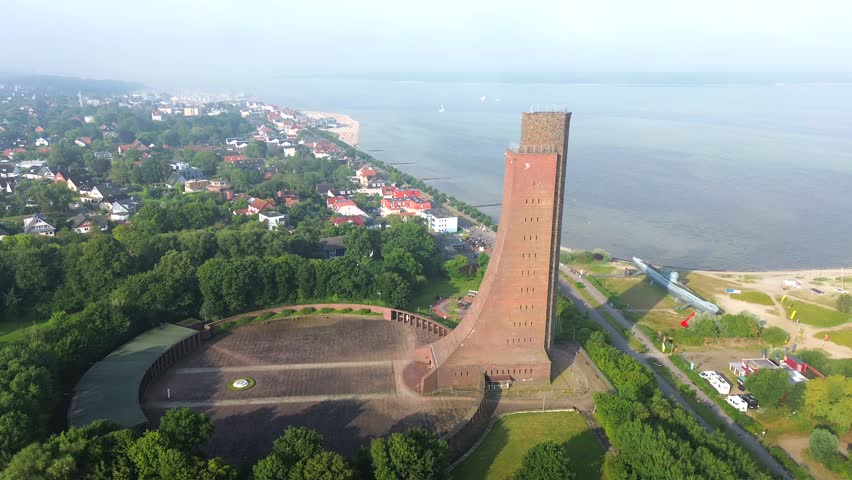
[740,393,759,409]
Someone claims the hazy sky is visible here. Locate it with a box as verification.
[2,0,850,85]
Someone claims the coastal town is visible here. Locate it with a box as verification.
[0,84,469,247]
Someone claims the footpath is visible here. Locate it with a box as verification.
[559,266,792,480]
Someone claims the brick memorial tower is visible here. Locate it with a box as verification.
[417,110,571,393]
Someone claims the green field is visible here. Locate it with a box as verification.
[761,326,790,346]
[730,291,774,306]
[450,412,605,480]
[777,296,851,327]
[816,328,852,349]
[407,275,482,313]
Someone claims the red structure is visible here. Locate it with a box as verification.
[417,111,571,393]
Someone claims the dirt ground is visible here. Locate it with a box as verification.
[689,270,852,357]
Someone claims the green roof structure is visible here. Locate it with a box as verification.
[69,323,198,428]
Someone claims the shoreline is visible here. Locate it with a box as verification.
[301,110,360,146]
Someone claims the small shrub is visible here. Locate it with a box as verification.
[574,282,586,289]
[337,308,353,313]
[810,428,839,465]
[354,308,372,314]
[297,307,316,315]
[319,307,335,313]
[254,312,275,323]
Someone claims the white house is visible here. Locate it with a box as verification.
[22,214,55,236]
[0,226,8,241]
[69,213,108,234]
[283,147,296,157]
[35,137,49,147]
[258,211,288,230]
[419,207,458,233]
[110,200,136,222]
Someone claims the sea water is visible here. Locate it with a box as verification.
[250,75,852,270]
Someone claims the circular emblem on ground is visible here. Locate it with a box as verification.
[228,377,255,391]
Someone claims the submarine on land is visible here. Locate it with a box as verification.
[632,257,721,315]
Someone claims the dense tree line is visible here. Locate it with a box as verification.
[554,295,772,479]
[1,408,449,480]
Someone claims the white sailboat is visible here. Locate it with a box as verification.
[438,104,445,113]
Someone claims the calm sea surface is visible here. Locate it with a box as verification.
[213,76,852,270]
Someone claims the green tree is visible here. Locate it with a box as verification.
[271,427,324,467]
[76,234,130,300]
[245,141,268,159]
[292,451,353,480]
[837,294,852,314]
[158,408,215,452]
[0,421,135,480]
[744,369,790,408]
[370,427,448,480]
[513,441,575,480]
[809,428,839,465]
[376,272,412,308]
[252,454,289,480]
[804,375,852,432]
[442,255,471,280]
[476,252,490,278]
[191,151,222,177]
[384,248,421,281]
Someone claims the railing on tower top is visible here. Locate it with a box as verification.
[527,105,569,113]
[507,143,559,154]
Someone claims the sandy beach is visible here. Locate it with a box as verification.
[301,110,360,146]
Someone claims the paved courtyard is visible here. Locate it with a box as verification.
[141,315,475,462]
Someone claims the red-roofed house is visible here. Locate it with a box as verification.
[330,216,365,227]
[224,154,246,163]
[327,196,368,217]
[312,141,339,159]
[277,190,301,207]
[118,140,148,155]
[248,198,273,214]
[391,188,422,199]
[35,126,45,133]
[380,197,432,217]
[356,165,377,186]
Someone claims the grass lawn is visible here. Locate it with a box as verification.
[592,277,678,311]
[816,328,852,349]
[730,291,774,306]
[0,318,49,346]
[679,272,739,298]
[569,261,618,275]
[406,276,482,312]
[777,296,851,327]
[450,412,605,480]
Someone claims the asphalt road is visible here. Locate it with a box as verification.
[559,266,792,480]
